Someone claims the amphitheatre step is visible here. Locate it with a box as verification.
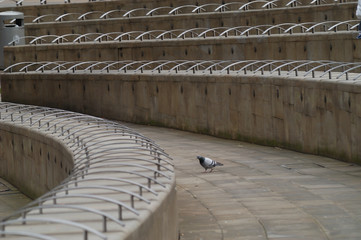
[2,59,361,165]
[3,32,359,64]
[1,0,351,19]
[0,102,177,240]
[20,3,355,36]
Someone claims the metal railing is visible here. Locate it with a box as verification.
[0,102,174,239]
[3,60,361,80]
[14,0,354,22]
[8,20,359,46]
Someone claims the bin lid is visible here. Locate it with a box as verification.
[0,11,24,21]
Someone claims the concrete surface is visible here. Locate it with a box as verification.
[4,72,361,164]
[2,118,361,239]
[0,177,31,220]
[126,122,361,240]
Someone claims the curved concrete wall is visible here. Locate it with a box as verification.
[0,103,178,239]
[2,72,361,164]
[0,121,73,199]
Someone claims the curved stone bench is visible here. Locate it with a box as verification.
[0,102,177,240]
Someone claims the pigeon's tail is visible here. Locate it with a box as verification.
[216,162,224,166]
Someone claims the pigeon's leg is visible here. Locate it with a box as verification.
[210,168,213,173]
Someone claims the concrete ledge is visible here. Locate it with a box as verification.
[0,102,177,240]
[4,32,361,66]
[2,71,361,164]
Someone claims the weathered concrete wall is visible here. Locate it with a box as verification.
[125,183,178,240]
[0,121,73,199]
[2,72,361,164]
[4,32,360,66]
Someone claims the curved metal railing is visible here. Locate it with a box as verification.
[9,20,358,46]
[0,102,174,239]
[15,0,354,22]
[3,60,361,80]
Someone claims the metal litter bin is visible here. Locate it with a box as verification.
[0,11,24,69]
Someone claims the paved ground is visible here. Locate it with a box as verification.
[0,178,31,219]
[1,119,361,239]
[126,123,361,240]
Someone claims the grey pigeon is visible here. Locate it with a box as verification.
[197,156,223,172]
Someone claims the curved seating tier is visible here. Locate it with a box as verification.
[0,102,177,240]
[4,59,361,80]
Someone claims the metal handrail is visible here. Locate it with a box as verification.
[327,20,359,32]
[8,36,37,46]
[336,65,361,80]
[123,8,150,18]
[62,177,158,196]
[78,11,103,20]
[134,60,170,73]
[73,33,103,43]
[32,14,58,23]
[262,23,298,35]
[286,0,302,6]
[262,0,279,8]
[198,27,228,38]
[146,6,173,16]
[3,62,34,73]
[52,33,81,44]
[0,102,175,240]
[38,193,140,218]
[68,169,167,188]
[0,217,107,240]
[5,60,361,80]
[177,28,209,39]
[203,60,236,74]
[319,62,354,79]
[155,29,183,40]
[15,20,359,46]
[99,9,127,19]
[29,35,58,45]
[17,204,126,230]
[55,13,81,22]
[305,21,340,33]
[239,0,276,11]
[168,5,198,15]
[135,30,166,41]
[114,31,144,41]
[214,2,244,12]
[192,3,222,13]
[93,32,123,42]
[0,231,56,240]
[284,22,315,34]
[42,185,151,206]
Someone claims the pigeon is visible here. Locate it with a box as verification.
[197,156,223,172]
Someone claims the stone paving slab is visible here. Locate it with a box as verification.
[0,178,31,219]
[126,123,361,240]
